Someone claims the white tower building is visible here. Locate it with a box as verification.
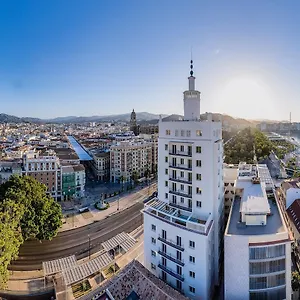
[143,61,224,299]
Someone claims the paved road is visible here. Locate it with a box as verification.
[9,202,144,271]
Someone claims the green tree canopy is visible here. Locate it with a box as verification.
[0,200,24,289]
[0,175,63,241]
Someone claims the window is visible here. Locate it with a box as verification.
[196,146,202,153]
[177,265,182,275]
[151,263,156,270]
[165,144,168,151]
[180,184,184,190]
[196,130,202,136]
[189,271,195,278]
[177,236,182,246]
[189,241,195,248]
[181,130,185,137]
[196,173,201,180]
[165,156,168,163]
[165,181,168,187]
[186,130,191,137]
[180,171,184,178]
[180,145,184,152]
[162,229,167,239]
[151,250,156,257]
[175,130,178,136]
[177,250,182,261]
[166,130,171,135]
[196,187,202,194]
[165,169,168,175]
[151,237,156,244]
[180,158,184,165]
[151,224,156,231]
[162,243,167,253]
[196,201,201,207]
[165,193,168,199]
[176,280,182,290]
[189,256,195,263]
[189,286,196,294]
[180,197,184,203]
[188,172,192,181]
[196,160,202,167]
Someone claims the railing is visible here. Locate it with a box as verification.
[169,164,192,171]
[158,263,184,281]
[169,177,192,184]
[158,235,184,251]
[169,189,192,198]
[158,249,184,266]
[169,202,192,212]
[169,151,192,157]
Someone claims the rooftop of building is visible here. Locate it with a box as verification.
[287,199,300,234]
[281,178,300,192]
[88,260,189,300]
[227,197,285,236]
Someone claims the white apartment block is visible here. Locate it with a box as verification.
[143,61,224,299]
[110,141,153,183]
[23,150,61,199]
[73,164,86,198]
[224,164,291,300]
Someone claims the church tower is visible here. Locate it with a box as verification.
[130,109,139,135]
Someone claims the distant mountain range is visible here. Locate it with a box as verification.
[0,112,258,128]
[0,112,166,124]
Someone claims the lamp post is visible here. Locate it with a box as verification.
[88,233,91,260]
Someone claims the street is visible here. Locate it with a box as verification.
[9,182,157,271]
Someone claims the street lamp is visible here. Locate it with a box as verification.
[88,233,91,260]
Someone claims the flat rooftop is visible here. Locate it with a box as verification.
[227,197,285,236]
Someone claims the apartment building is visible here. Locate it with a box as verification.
[92,150,110,181]
[0,160,22,184]
[143,62,224,299]
[224,164,291,300]
[73,164,85,198]
[23,150,61,199]
[110,141,153,183]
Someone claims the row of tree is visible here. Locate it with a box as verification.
[0,175,63,288]
[224,128,295,164]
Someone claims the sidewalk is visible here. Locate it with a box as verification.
[61,183,156,231]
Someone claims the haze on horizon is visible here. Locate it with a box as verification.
[0,1,299,121]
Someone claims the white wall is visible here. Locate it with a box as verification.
[225,235,250,300]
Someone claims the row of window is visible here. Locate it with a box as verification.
[165,129,202,137]
[165,144,202,153]
[249,259,286,275]
[249,245,286,260]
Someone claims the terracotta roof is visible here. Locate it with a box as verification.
[287,199,300,233]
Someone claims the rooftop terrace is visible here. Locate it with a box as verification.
[227,197,285,236]
[143,198,212,235]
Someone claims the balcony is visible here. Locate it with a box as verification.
[158,235,184,251]
[169,202,192,212]
[169,151,192,157]
[169,177,192,185]
[169,164,192,171]
[158,263,184,282]
[158,249,184,266]
[169,189,192,198]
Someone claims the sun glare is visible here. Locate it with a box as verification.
[218,77,271,119]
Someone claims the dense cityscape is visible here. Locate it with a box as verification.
[2,2,300,300]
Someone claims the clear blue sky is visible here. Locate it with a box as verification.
[0,1,299,120]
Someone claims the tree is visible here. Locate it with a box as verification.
[0,175,63,241]
[292,271,300,292]
[0,200,24,289]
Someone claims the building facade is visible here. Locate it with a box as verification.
[22,150,61,200]
[110,141,153,183]
[224,164,291,300]
[92,151,110,181]
[143,61,224,299]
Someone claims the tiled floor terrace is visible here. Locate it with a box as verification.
[143,198,211,235]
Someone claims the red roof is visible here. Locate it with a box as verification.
[287,199,300,233]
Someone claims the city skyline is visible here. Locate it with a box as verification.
[1,1,300,120]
